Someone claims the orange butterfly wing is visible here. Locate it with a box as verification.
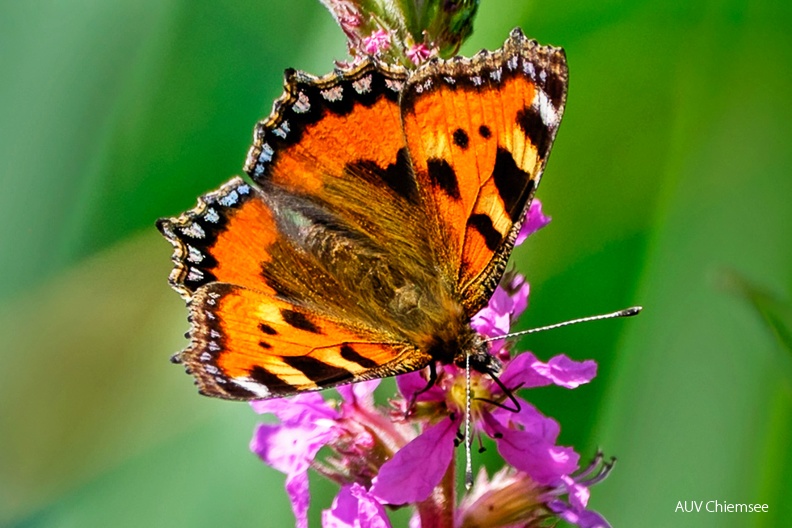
[185,283,425,400]
[157,178,279,300]
[401,30,568,315]
[159,65,440,400]
[159,178,433,400]
[244,61,412,205]
[159,30,568,400]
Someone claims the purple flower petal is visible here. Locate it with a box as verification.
[253,423,339,528]
[575,510,612,528]
[471,274,532,353]
[515,199,551,246]
[362,29,390,55]
[562,475,591,510]
[483,412,579,485]
[323,484,392,528]
[471,285,519,354]
[507,274,530,318]
[500,353,597,390]
[285,472,310,528]
[251,392,338,424]
[337,379,380,404]
[499,352,553,389]
[511,401,562,442]
[533,354,598,389]
[251,397,341,528]
[548,501,612,528]
[323,485,358,528]
[370,417,457,504]
[487,284,515,320]
[407,43,431,65]
[350,484,392,528]
[469,311,509,339]
[471,288,512,334]
[396,370,445,403]
[251,423,336,476]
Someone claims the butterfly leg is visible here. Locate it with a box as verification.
[404,361,439,418]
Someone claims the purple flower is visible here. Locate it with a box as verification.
[249,200,614,527]
[362,29,390,55]
[407,43,432,65]
[515,199,551,246]
[544,454,616,528]
[456,454,615,528]
[471,274,530,356]
[392,347,595,494]
[251,393,341,528]
[317,1,476,67]
[323,483,392,528]
[370,417,458,504]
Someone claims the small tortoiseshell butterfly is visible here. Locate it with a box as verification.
[158,29,568,401]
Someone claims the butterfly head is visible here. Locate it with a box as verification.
[455,331,503,377]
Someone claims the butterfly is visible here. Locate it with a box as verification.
[157,28,568,401]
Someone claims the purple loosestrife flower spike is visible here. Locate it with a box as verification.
[316,0,480,67]
[250,200,615,527]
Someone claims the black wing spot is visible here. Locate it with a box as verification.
[219,381,257,399]
[259,341,273,349]
[259,323,278,335]
[249,365,291,392]
[388,148,418,202]
[492,148,533,220]
[516,106,551,156]
[453,128,469,149]
[467,214,503,251]
[427,158,461,200]
[340,344,379,369]
[345,147,418,203]
[478,125,492,139]
[282,356,352,385]
[543,74,566,108]
[280,309,322,334]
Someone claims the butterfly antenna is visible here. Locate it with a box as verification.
[484,306,642,343]
[464,350,474,490]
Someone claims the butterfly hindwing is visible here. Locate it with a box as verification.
[400,29,568,316]
[184,282,431,400]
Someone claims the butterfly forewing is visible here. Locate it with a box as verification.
[401,29,568,316]
[157,178,279,300]
[244,60,409,200]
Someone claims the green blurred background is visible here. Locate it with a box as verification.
[2,0,790,526]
